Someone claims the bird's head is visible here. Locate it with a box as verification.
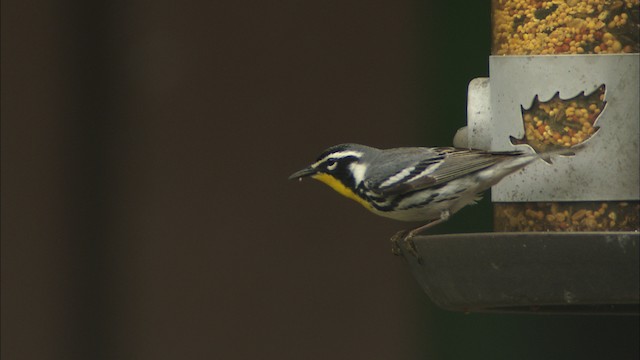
[289,143,378,208]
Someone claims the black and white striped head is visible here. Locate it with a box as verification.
[289,144,380,206]
[289,144,377,184]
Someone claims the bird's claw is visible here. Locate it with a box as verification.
[390,230,423,264]
[390,230,407,256]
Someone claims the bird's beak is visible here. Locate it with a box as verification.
[288,166,317,180]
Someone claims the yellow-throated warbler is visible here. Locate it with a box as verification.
[289,143,569,259]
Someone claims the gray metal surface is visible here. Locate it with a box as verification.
[400,232,640,314]
[488,54,639,202]
[465,77,492,150]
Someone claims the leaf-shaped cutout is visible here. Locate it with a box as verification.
[510,84,606,154]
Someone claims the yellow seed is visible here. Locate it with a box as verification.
[572,209,587,221]
[611,41,622,52]
[598,11,608,21]
[584,218,597,229]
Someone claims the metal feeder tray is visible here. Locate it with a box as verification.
[398,231,639,315]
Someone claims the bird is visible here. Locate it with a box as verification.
[289,143,570,261]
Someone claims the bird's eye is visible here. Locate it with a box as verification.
[326,159,338,171]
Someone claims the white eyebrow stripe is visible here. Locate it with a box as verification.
[311,150,363,168]
[379,166,415,188]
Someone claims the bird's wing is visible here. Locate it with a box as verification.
[367,148,522,196]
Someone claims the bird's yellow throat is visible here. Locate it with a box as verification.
[311,173,373,210]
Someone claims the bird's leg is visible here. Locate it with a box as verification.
[407,209,451,238]
[391,210,451,264]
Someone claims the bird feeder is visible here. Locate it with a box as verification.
[403,0,639,314]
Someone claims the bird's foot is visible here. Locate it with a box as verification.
[390,229,408,256]
[390,229,423,264]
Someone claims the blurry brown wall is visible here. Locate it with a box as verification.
[2,1,433,359]
[5,1,639,360]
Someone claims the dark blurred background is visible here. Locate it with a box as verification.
[2,1,638,359]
